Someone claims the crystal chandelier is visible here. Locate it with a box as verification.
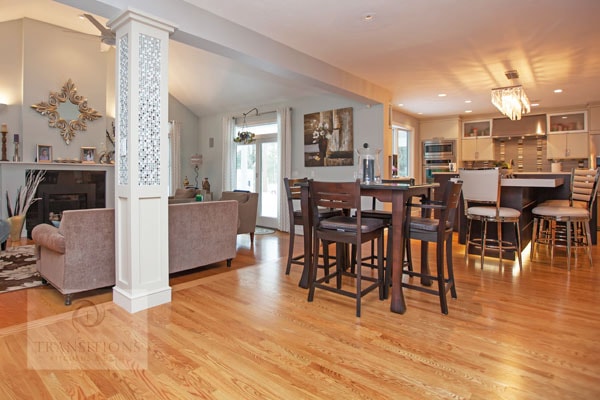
[491,85,531,121]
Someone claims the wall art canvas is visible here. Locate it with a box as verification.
[304,107,354,167]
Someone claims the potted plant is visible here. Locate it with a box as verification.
[233,130,256,144]
[5,169,45,241]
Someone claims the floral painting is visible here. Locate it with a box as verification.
[304,107,354,167]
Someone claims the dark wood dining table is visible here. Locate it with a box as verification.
[298,181,438,314]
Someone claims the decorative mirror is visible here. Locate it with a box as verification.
[31,79,102,144]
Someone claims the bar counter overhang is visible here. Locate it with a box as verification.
[433,172,596,260]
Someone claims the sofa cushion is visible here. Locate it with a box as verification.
[32,223,66,254]
[174,188,197,198]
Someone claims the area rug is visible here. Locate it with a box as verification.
[0,245,43,293]
[255,226,275,235]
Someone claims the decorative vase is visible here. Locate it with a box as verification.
[202,177,210,192]
[318,138,328,161]
[7,214,25,242]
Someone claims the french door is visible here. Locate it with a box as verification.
[234,129,279,228]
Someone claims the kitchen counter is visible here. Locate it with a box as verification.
[501,178,564,187]
[434,172,597,254]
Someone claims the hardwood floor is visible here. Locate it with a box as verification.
[0,230,599,399]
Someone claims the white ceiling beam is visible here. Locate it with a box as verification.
[55,0,391,106]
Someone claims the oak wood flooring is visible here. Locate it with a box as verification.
[0,231,599,399]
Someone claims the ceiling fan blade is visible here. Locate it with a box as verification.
[83,13,112,37]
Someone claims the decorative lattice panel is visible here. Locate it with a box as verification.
[118,34,129,185]
[137,33,161,186]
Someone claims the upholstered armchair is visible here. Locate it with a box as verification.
[220,191,259,244]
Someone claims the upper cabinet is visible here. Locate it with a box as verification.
[547,111,587,134]
[461,137,494,161]
[589,105,600,134]
[463,120,491,138]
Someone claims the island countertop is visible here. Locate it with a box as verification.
[501,178,564,187]
[436,172,564,187]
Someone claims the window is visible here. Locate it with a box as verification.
[392,126,411,177]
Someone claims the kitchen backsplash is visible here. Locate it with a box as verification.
[464,136,588,172]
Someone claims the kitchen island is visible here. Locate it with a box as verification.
[433,172,596,261]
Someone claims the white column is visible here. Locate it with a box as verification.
[109,10,175,313]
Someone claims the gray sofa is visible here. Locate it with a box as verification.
[32,201,238,305]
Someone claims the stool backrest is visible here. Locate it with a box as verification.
[570,168,600,210]
[458,168,501,205]
[284,177,307,224]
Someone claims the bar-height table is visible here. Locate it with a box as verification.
[298,181,438,314]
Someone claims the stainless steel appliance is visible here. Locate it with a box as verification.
[422,139,456,183]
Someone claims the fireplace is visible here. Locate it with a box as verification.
[25,170,106,237]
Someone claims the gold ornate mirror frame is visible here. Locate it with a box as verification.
[31,79,102,144]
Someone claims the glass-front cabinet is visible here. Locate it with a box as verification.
[547,111,587,134]
[546,111,589,159]
[463,119,492,138]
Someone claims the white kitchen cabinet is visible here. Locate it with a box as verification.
[546,132,589,160]
[589,105,600,134]
[461,137,494,161]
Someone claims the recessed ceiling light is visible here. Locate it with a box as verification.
[362,13,375,22]
[465,100,472,104]
[78,14,85,19]
[438,93,447,97]
[531,102,539,107]
[554,89,563,93]
[397,103,404,107]
[417,112,423,115]
[465,110,472,113]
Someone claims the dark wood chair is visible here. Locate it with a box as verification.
[283,177,339,276]
[307,179,387,317]
[359,178,414,266]
[400,180,463,314]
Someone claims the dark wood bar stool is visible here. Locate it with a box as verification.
[400,180,463,314]
[307,180,387,317]
[283,177,339,276]
[359,178,415,268]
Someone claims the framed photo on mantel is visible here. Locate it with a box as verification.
[36,144,52,163]
[81,147,96,164]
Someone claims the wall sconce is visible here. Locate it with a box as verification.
[190,153,202,188]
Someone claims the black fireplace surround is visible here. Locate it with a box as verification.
[25,170,106,238]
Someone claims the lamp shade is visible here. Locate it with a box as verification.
[190,153,202,166]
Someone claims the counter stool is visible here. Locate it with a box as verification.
[459,168,522,269]
[531,168,599,269]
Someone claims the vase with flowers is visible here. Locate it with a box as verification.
[5,169,45,242]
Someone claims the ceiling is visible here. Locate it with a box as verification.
[2,0,600,119]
